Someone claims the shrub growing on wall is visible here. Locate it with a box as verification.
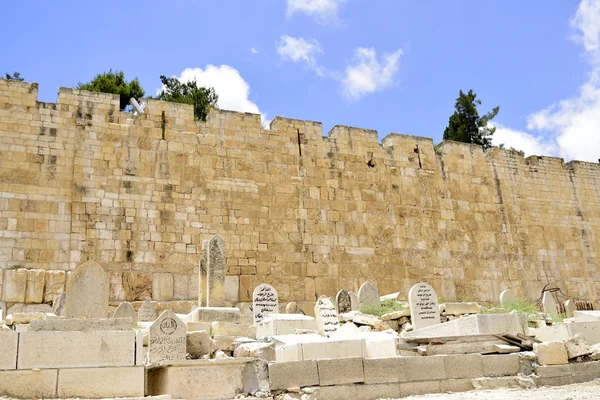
[77,70,145,110]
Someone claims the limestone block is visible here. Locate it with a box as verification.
[567,321,600,345]
[564,334,591,359]
[256,314,317,337]
[528,324,569,342]
[25,269,45,303]
[65,260,109,319]
[147,359,253,399]
[0,369,57,398]
[57,366,144,398]
[400,380,441,396]
[17,330,135,369]
[381,309,410,321]
[234,342,275,361]
[363,357,405,384]
[211,321,254,338]
[173,274,190,300]
[268,360,319,390]
[533,341,569,365]
[444,353,483,379]
[224,275,240,303]
[472,376,520,389]
[312,383,401,400]
[113,301,137,323]
[5,312,46,325]
[153,273,174,301]
[123,271,152,301]
[187,330,214,358]
[569,360,600,375]
[358,281,380,310]
[539,375,574,386]
[0,332,18,370]
[442,302,480,315]
[361,333,397,358]
[187,321,211,332]
[403,356,447,381]
[44,270,65,303]
[440,378,475,393]
[317,357,364,386]
[29,318,132,331]
[301,338,364,360]
[136,330,145,366]
[482,354,520,376]
[213,335,237,352]
[193,307,240,323]
[591,343,600,360]
[574,311,600,323]
[2,269,27,302]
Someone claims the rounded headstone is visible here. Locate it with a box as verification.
[564,299,576,318]
[252,284,279,323]
[65,261,109,319]
[336,289,352,314]
[408,282,441,330]
[138,298,157,322]
[314,295,339,337]
[499,289,516,305]
[113,301,137,323]
[358,281,380,310]
[148,310,186,364]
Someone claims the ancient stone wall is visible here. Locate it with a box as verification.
[1,78,599,310]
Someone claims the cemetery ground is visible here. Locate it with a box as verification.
[1,258,600,399]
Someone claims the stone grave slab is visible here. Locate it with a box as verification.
[358,281,379,310]
[252,283,279,323]
[408,282,441,330]
[138,298,157,322]
[113,301,137,323]
[542,292,558,315]
[148,310,187,364]
[564,299,576,318]
[65,261,109,319]
[336,289,351,314]
[314,296,339,337]
[199,235,226,307]
[349,292,359,311]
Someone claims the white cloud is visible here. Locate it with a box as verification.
[342,47,403,101]
[169,65,268,126]
[491,123,557,157]
[277,35,323,76]
[493,0,600,162]
[251,47,259,55]
[286,0,346,24]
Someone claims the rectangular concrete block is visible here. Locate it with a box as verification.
[256,314,317,336]
[0,332,18,370]
[567,321,600,345]
[404,356,446,382]
[569,360,600,375]
[363,357,405,384]
[440,378,474,393]
[483,354,520,377]
[18,331,135,369]
[211,321,255,338]
[57,366,144,398]
[315,383,401,400]
[535,364,572,378]
[539,375,574,386]
[444,354,483,379]
[0,369,57,398]
[193,307,240,323]
[269,360,319,390]
[317,357,364,386]
[302,338,363,360]
[136,330,145,366]
[29,318,132,331]
[401,380,441,396]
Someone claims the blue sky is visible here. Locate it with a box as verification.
[2,0,599,161]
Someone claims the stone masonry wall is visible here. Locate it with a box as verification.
[1,78,599,309]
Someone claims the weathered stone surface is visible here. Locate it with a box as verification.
[138,298,157,322]
[211,321,254,338]
[43,270,65,303]
[542,291,558,315]
[5,312,46,325]
[17,331,135,368]
[224,275,240,304]
[0,332,18,369]
[65,260,110,319]
[234,342,275,361]
[381,309,410,321]
[123,271,152,301]
[0,369,57,398]
[336,289,351,314]
[286,302,302,314]
[317,357,364,386]
[29,318,132,331]
[148,310,186,364]
[499,289,516,305]
[153,272,174,301]
[408,282,441,330]
[358,281,379,310]
[52,292,66,316]
[269,360,319,390]
[533,341,569,365]
[564,299,576,317]
[57,366,144,398]
[591,343,600,360]
[256,313,317,337]
[314,295,339,337]
[173,273,190,301]
[564,334,591,359]
[349,291,359,311]
[113,301,137,322]
[403,356,447,381]
[442,302,480,315]
[363,357,405,384]
[444,353,483,379]
[199,235,226,307]
[193,306,240,323]
[2,269,27,303]
[25,269,45,303]
[186,330,214,358]
[252,283,279,323]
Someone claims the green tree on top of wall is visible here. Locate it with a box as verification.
[5,72,24,81]
[156,76,218,122]
[443,90,500,150]
[77,70,145,110]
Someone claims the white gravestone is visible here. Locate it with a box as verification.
[314,296,339,337]
[542,292,558,315]
[148,310,187,364]
[349,291,359,311]
[65,260,109,319]
[564,299,576,318]
[138,298,157,322]
[113,301,137,323]
[499,289,516,305]
[358,281,380,310]
[252,284,279,323]
[408,282,441,330]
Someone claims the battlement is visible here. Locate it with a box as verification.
[1,78,599,306]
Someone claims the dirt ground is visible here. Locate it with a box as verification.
[395,380,600,400]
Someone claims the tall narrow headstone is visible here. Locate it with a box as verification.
[358,281,380,310]
[65,261,109,319]
[148,310,186,364]
[113,301,137,323]
[336,289,351,314]
[314,296,339,337]
[499,289,516,306]
[564,300,576,318]
[542,292,558,315]
[349,291,359,311]
[252,284,279,323]
[199,235,226,307]
[52,292,66,317]
[138,298,157,322]
[408,282,441,330]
